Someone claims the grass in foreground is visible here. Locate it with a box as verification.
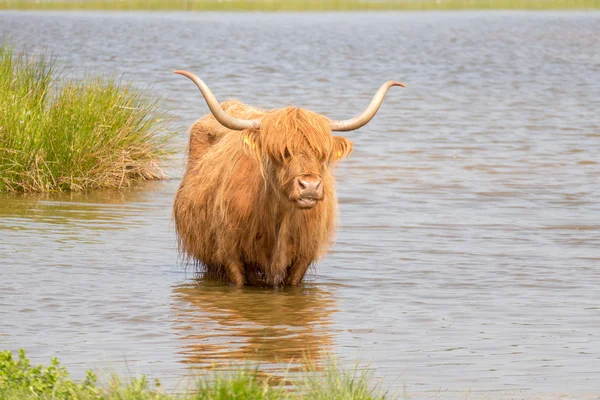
[0,0,597,10]
[0,349,392,400]
[0,41,170,193]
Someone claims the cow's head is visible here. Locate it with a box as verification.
[175,71,404,210]
[253,107,353,209]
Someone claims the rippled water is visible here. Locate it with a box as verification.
[1,11,599,399]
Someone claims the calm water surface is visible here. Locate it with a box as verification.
[1,11,599,399]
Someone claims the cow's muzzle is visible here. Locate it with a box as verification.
[294,176,323,209]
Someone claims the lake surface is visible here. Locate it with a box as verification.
[1,11,599,399]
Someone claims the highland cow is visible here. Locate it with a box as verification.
[173,71,404,287]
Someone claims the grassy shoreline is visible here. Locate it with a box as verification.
[0,0,598,10]
[0,41,171,193]
[0,349,391,400]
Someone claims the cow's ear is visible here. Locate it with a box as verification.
[331,136,353,162]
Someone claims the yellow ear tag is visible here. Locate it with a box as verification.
[243,135,256,149]
[336,151,342,158]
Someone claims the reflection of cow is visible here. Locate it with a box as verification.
[171,280,338,367]
[173,71,404,286]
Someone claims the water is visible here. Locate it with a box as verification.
[1,10,599,399]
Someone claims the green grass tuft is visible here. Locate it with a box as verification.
[193,368,288,400]
[0,349,395,399]
[299,359,387,400]
[0,40,171,193]
[0,348,102,399]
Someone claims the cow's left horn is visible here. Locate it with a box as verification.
[174,70,261,131]
[329,81,405,132]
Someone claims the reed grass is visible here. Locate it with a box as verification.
[0,41,170,193]
[0,0,597,10]
[0,349,394,400]
[299,358,388,400]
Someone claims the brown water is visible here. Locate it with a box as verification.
[1,11,599,399]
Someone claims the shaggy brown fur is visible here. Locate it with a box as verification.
[173,100,352,287]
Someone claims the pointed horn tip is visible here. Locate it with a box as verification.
[389,81,406,88]
[173,70,187,76]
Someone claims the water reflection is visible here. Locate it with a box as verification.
[0,181,172,230]
[171,279,338,371]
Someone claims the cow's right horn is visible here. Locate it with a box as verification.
[174,70,261,131]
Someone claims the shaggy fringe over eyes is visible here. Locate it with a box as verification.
[259,107,333,163]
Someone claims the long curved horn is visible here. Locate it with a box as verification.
[330,81,405,132]
[174,70,261,131]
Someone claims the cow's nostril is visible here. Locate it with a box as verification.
[297,177,322,194]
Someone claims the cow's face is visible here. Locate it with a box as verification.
[240,107,353,209]
[268,136,352,210]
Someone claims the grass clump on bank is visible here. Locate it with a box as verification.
[0,349,393,399]
[299,359,387,400]
[0,0,598,11]
[0,41,170,193]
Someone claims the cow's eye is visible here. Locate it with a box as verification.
[283,149,291,160]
